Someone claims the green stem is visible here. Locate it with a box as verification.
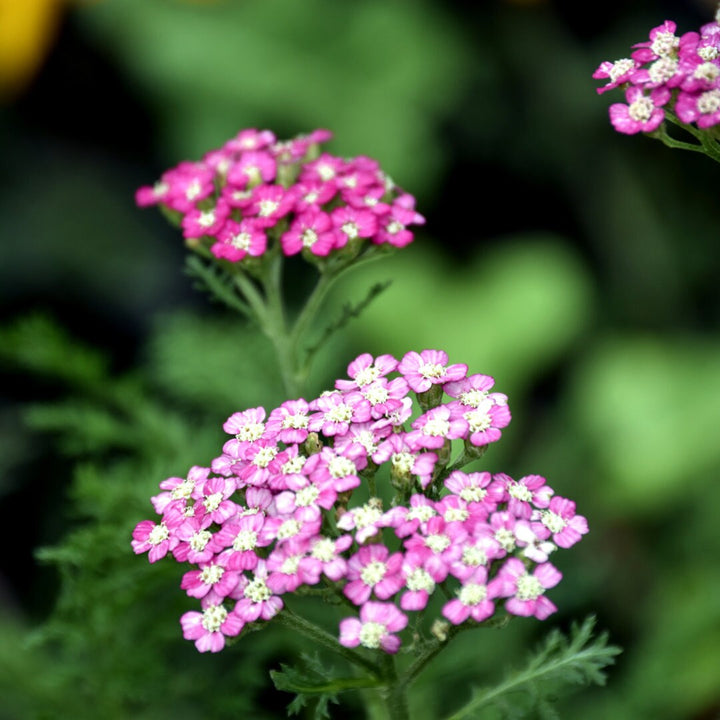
[380,654,410,720]
[260,250,300,398]
[274,608,381,676]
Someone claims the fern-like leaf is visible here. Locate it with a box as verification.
[444,616,621,720]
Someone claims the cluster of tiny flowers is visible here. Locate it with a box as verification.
[135,128,424,263]
[594,11,720,133]
[132,350,588,654]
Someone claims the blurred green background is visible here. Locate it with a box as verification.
[1,0,720,718]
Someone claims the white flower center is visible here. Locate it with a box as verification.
[341,221,359,239]
[391,452,415,475]
[444,507,469,523]
[326,404,353,423]
[406,567,434,593]
[295,485,320,507]
[650,31,678,57]
[648,57,677,84]
[277,519,301,540]
[280,555,301,575]
[244,577,272,603]
[458,583,487,606]
[233,529,258,551]
[459,389,489,407]
[354,366,380,386]
[360,560,387,587]
[185,179,202,201]
[204,492,224,513]
[407,504,435,523]
[358,621,385,649]
[364,385,389,405]
[461,546,487,567]
[541,510,567,534]
[465,408,491,433]
[171,478,195,499]
[328,455,356,478]
[201,604,227,632]
[253,446,278,468]
[317,164,335,181]
[282,456,306,474]
[190,530,212,552]
[386,220,403,234]
[198,210,216,228]
[258,199,279,217]
[231,232,252,250]
[459,486,486,503]
[236,422,265,442]
[420,362,444,379]
[516,574,544,601]
[698,46,719,61]
[148,523,169,545]
[311,538,336,562]
[495,528,516,552]
[200,565,225,585]
[508,483,533,502]
[608,58,634,83]
[353,501,383,528]
[628,97,654,123]
[422,417,450,437]
[302,229,318,247]
[694,62,720,82]
[698,89,720,114]
[282,414,308,429]
[425,534,450,553]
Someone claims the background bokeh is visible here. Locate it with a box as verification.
[2,0,720,718]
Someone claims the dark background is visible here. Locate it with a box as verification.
[2,1,720,718]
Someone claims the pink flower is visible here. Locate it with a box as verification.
[180,603,244,653]
[213,512,271,571]
[494,473,553,519]
[266,540,322,594]
[344,544,405,605]
[593,58,637,95]
[407,405,468,450]
[330,206,377,249]
[608,85,670,134]
[280,208,335,256]
[132,519,177,563]
[266,400,310,445]
[226,150,277,187]
[181,200,230,239]
[233,561,284,622]
[246,185,294,228]
[398,349,467,393]
[531,495,589,549]
[493,558,562,620]
[339,602,408,654]
[675,88,720,128]
[211,219,267,262]
[181,554,241,602]
[335,353,399,391]
[442,567,497,624]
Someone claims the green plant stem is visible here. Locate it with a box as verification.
[657,113,720,163]
[380,654,410,720]
[274,608,381,676]
[260,250,300,398]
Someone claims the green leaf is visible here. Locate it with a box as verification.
[271,653,380,719]
[444,617,621,720]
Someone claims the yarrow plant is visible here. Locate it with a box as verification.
[594,4,720,163]
[134,128,619,718]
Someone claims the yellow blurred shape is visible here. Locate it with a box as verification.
[0,0,63,97]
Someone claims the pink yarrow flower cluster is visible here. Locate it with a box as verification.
[594,12,720,133]
[132,350,587,654]
[136,128,424,263]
